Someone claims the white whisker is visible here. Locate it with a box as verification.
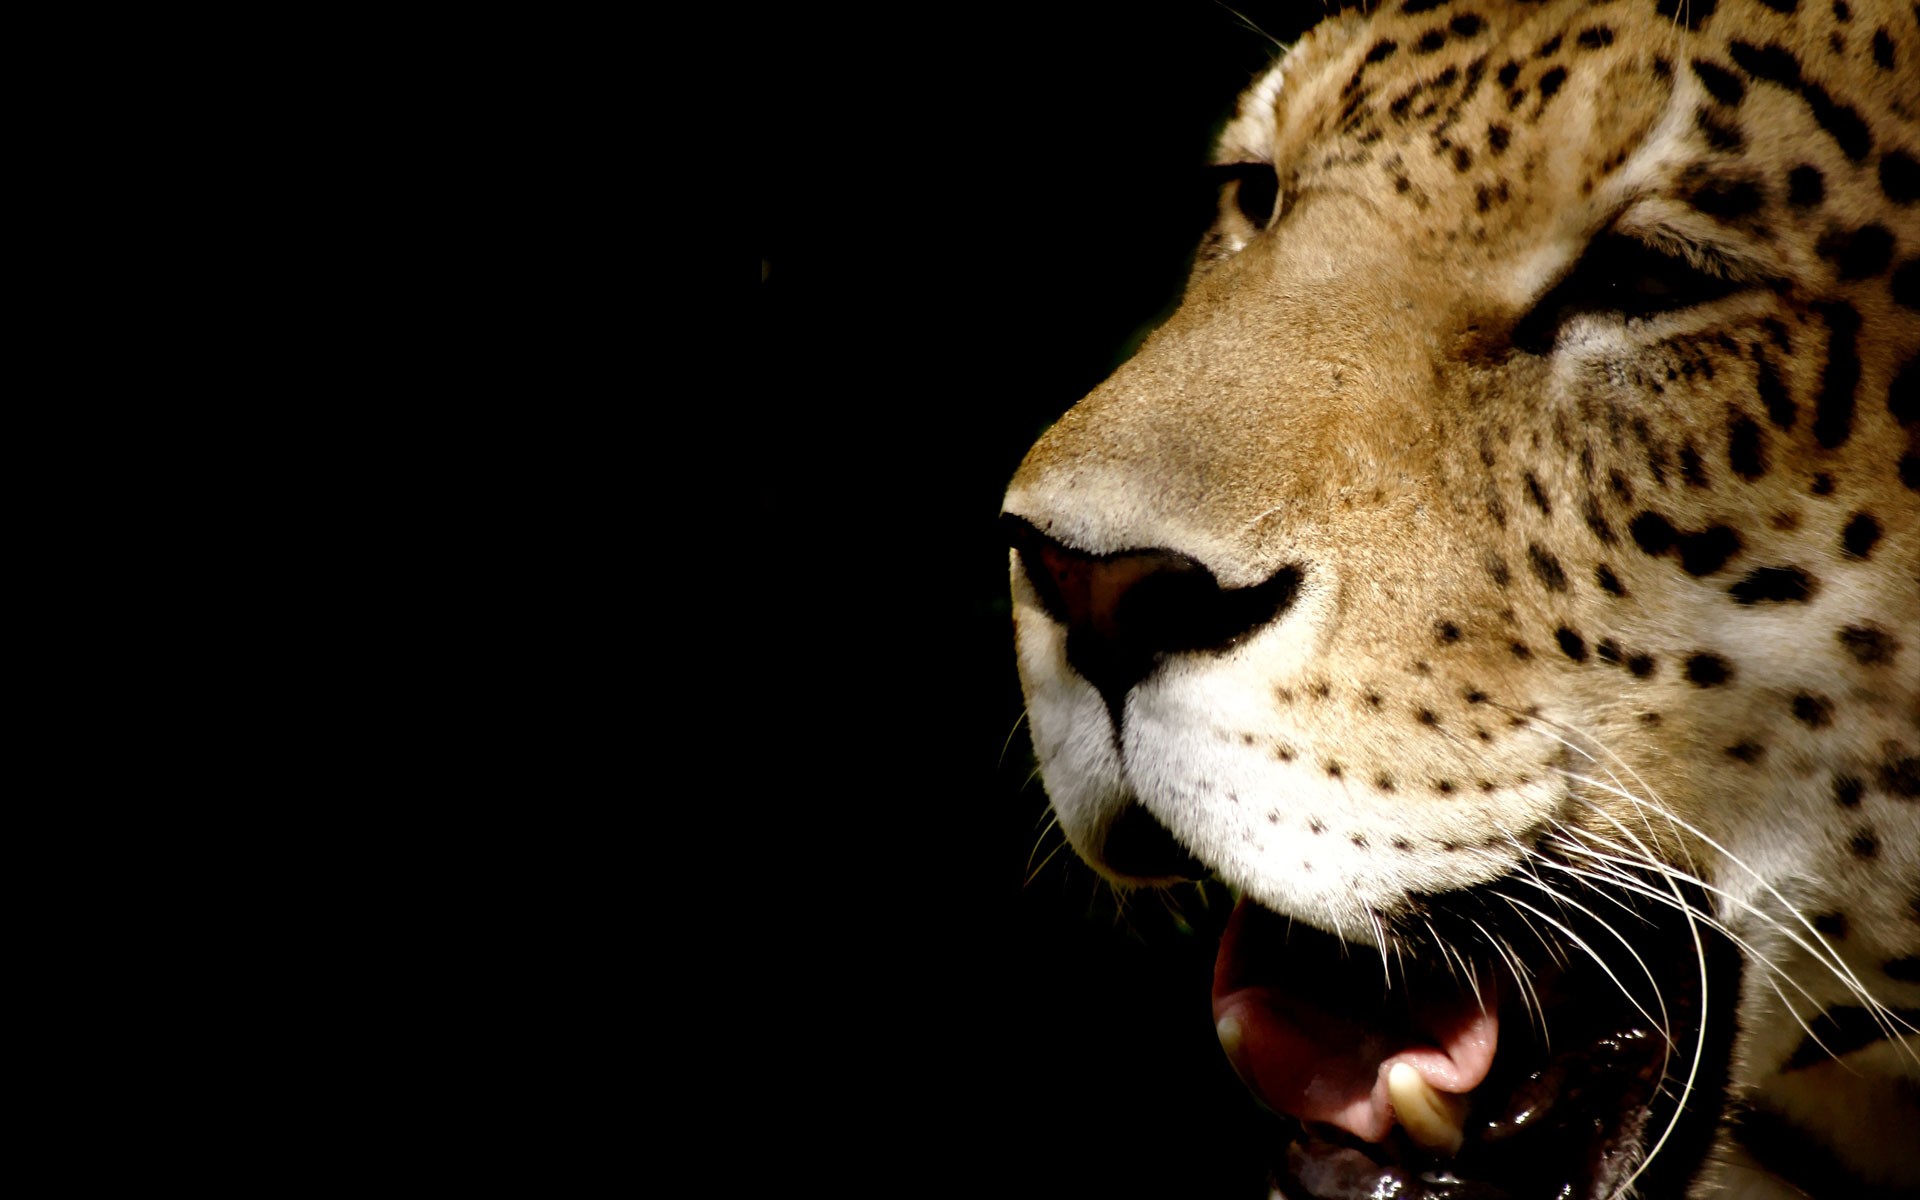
[1552,800,1914,1056]
[1494,886,1668,1037]
[1471,917,1542,1031]
[998,708,1031,770]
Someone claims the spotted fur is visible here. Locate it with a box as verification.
[1004,0,1918,1194]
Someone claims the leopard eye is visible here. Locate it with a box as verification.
[1212,162,1281,228]
[1512,232,1744,354]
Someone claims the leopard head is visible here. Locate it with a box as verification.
[1003,2,1918,1195]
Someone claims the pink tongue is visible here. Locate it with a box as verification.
[1211,898,1499,1145]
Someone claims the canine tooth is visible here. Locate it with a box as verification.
[1387,1062,1466,1156]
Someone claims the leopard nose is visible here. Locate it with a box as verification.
[1003,515,1303,722]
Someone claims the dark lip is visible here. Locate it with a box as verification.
[1228,870,1743,1200]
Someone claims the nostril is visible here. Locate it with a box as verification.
[1036,542,1209,645]
[1101,801,1208,882]
[1004,515,1303,719]
[1003,513,1199,635]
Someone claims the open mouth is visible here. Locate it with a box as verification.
[1211,878,1740,1200]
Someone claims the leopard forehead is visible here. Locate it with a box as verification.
[1006,0,1917,1186]
[1213,0,1915,260]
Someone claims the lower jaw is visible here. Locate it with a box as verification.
[1236,885,1742,1200]
[1271,1020,1664,1200]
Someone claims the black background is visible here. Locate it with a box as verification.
[761,6,1344,1195]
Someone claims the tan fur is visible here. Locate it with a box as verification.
[1006,1,1918,1193]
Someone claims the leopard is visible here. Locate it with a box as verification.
[1001,1,1918,1196]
